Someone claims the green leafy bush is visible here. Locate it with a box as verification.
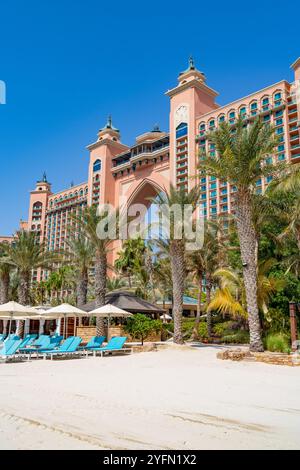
[264,333,290,353]
[124,314,162,345]
[198,322,208,339]
[221,330,249,344]
[213,321,235,337]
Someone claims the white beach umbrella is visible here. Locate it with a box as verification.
[40,303,87,338]
[0,301,40,335]
[88,304,133,340]
[160,313,172,322]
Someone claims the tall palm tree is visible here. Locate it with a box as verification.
[72,205,117,336]
[199,117,280,351]
[186,248,205,340]
[115,237,146,288]
[2,231,60,336]
[152,185,201,344]
[65,235,94,307]
[0,243,11,304]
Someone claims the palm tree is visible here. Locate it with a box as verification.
[2,231,60,336]
[72,205,117,336]
[152,185,201,344]
[65,235,94,307]
[0,243,11,304]
[199,117,280,351]
[106,277,127,292]
[209,260,285,325]
[115,237,146,288]
[186,248,205,340]
[47,266,74,302]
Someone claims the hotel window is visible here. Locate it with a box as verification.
[274,92,281,101]
[201,193,206,200]
[210,190,217,197]
[264,114,270,122]
[176,122,188,139]
[210,175,216,180]
[239,106,247,117]
[262,97,269,111]
[255,179,262,187]
[229,111,235,123]
[276,118,283,126]
[276,127,284,135]
[266,176,273,183]
[201,177,206,183]
[209,119,215,129]
[210,182,217,189]
[222,205,228,212]
[221,188,227,195]
[221,196,228,203]
[266,156,273,164]
[210,207,217,214]
[278,154,285,161]
[201,185,206,192]
[210,199,217,206]
[250,101,257,112]
[275,110,283,117]
[278,144,285,152]
[93,159,102,172]
[218,115,225,123]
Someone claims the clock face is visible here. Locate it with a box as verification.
[175,105,188,127]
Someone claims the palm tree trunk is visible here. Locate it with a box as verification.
[170,241,185,344]
[206,278,212,338]
[16,271,30,338]
[191,275,203,341]
[236,194,264,352]
[0,271,9,304]
[95,252,107,337]
[77,269,88,307]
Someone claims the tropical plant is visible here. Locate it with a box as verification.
[151,185,201,344]
[106,276,127,292]
[115,237,146,288]
[199,117,281,351]
[72,205,117,336]
[1,231,60,336]
[65,235,94,307]
[124,313,162,345]
[0,242,12,304]
[209,260,285,326]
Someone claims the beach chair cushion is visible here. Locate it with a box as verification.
[92,336,127,352]
[81,336,106,350]
[43,336,82,355]
[0,340,23,357]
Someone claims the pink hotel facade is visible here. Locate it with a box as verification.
[3,57,300,278]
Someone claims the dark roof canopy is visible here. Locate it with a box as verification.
[82,291,166,315]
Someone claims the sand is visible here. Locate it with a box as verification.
[0,345,299,450]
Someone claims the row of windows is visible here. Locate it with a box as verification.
[198,91,283,131]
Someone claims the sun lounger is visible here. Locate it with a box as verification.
[0,339,27,362]
[0,334,6,343]
[79,336,106,351]
[41,336,82,360]
[89,337,133,357]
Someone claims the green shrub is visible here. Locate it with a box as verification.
[264,333,291,353]
[124,314,162,345]
[213,321,235,337]
[221,330,249,344]
[198,322,208,339]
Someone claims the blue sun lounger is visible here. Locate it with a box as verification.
[0,334,6,343]
[88,337,132,357]
[0,339,26,362]
[79,336,106,351]
[41,336,82,360]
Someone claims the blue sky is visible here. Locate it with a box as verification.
[0,0,299,235]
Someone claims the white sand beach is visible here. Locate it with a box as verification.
[0,345,299,450]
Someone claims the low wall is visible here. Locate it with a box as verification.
[76,326,162,344]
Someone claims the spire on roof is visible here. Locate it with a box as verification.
[100,115,119,132]
[179,56,205,79]
[42,171,48,183]
[152,123,161,132]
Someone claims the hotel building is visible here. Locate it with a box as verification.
[3,57,300,276]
